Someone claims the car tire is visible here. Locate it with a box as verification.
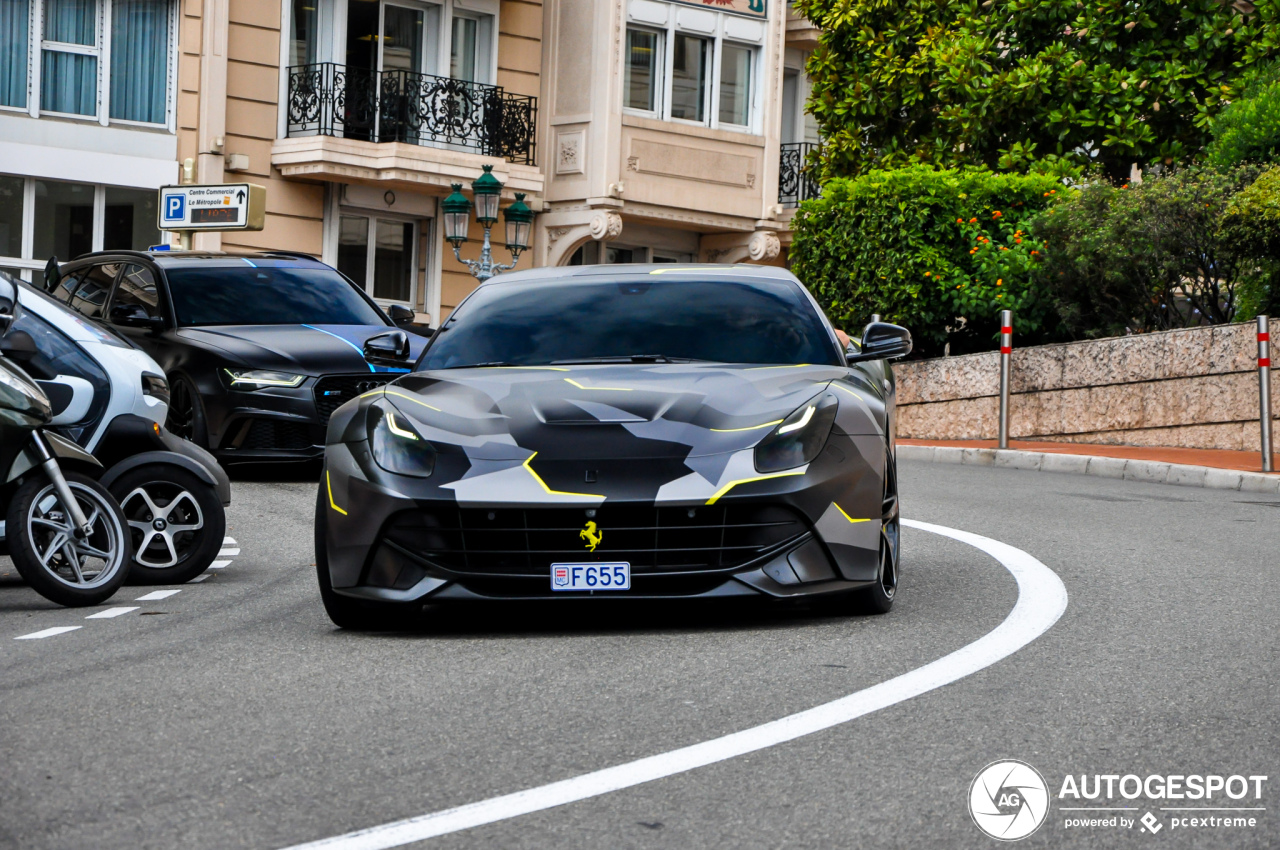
[7,472,132,607]
[314,482,418,630]
[110,466,226,585]
[166,374,209,448]
[850,456,899,615]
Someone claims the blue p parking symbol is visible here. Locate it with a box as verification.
[163,193,185,222]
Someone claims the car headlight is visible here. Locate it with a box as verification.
[223,369,306,390]
[369,402,436,478]
[754,392,839,473]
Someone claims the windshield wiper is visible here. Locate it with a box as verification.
[442,361,517,369]
[550,354,701,365]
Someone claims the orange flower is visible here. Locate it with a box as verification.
[1031,250,1040,256]
[957,218,964,223]
[1015,238,1022,243]
[993,210,1003,217]
[996,279,1003,286]
[969,217,977,223]
[924,272,932,277]
[1050,190,1056,194]
[1043,191,1051,196]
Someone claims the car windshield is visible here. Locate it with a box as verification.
[419,276,840,369]
[165,264,386,327]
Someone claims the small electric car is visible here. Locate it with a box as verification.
[315,265,911,628]
[44,252,428,463]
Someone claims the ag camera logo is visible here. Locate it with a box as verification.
[969,760,1050,841]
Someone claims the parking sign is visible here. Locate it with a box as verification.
[156,183,265,232]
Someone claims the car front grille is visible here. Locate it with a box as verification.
[236,420,316,451]
[381,503,809,577]
[314,374,396,422]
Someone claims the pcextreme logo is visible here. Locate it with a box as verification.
[969,761,1269,841]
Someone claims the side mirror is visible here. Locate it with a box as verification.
[388,304,415,324]
[848,322,912,362]
[43,256,61,292]
[363,329,411,367]
[0,329,37,361]
[0,273,18,337]
[109,302,165,330]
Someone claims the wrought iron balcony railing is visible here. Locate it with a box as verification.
[285,63,538,166]
[779,142,820,207]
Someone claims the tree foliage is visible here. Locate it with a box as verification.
[795,0,1280,179]
[1206,61,1280,167]
[790,166,1062,357]
[1029,166,1262,336]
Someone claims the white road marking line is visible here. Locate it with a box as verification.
[135,590,181,601]
[85,607,140,619]
[277,518,1069,850]
[223,537,237,545]
[188,574,210,583]
[208,560,232,569]
[219,548,241,557]
[15,626,82,640]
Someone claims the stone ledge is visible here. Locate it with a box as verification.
[896,445,1280,493]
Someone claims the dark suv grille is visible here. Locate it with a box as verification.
[382,503,808,577]
[314,374,395,422]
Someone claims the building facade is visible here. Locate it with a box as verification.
[2,0,819,321]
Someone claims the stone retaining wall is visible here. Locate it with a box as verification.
[894,323,1276,451]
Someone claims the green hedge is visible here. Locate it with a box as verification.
[790,166,1064,356]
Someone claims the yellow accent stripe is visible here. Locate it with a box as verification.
[383,390,442,411]
[709,419,783,433]
[564,378,633,392]
[705,469,806,505]
[830,383,867,403]
[744,364,812,370]
[522,452,606,500]
[833,502,871,523]
[326,470,348,516]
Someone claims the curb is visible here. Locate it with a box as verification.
[897,445,1280,494]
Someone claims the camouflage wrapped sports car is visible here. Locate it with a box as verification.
[315,264,911,628]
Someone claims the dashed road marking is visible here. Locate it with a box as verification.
[15,626,82,640]
[135,590,182,601]
[208,560,231,570]
[223,537,237,545]
[85,607,140,619]
[219,548,241,557]
[277,519,1069,850]
[188,574,210,583]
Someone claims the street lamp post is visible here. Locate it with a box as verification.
[441,165,534,282]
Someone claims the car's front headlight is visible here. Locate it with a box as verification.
[223,369,306,391]
[369,402,436,478]
[754,392,839,473]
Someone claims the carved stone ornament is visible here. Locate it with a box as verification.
[747,231,780,261]
[589,212,624,241]
[626,156,640,172]
[547,226,574,243]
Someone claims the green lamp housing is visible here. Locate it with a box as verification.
[503,193,534,252]
[471,164,503,224]
[441,184,472,244]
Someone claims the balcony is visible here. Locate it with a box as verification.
[285,63,537,166]
[779,142,820,208]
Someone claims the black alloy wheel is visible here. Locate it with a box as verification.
[111,466,225,585]
[165,376,208,448]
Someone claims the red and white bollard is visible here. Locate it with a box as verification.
[1260,315,1273,473]
[998,310,1013,449]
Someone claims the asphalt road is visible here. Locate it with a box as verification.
[1,461,1276,849]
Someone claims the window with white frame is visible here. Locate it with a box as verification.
[0,173,161,284]
[0,0,177,128]
[623,1,765,132]
[336,213,418,306]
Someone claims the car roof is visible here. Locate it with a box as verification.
[58,250,326,269]
[485,263,801,285]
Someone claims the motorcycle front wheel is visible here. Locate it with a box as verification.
[6,472,131,607]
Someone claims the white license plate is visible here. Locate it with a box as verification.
[551,562,631,591]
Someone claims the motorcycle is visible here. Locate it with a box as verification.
[10,266,230,585]
[0,274,132,606]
